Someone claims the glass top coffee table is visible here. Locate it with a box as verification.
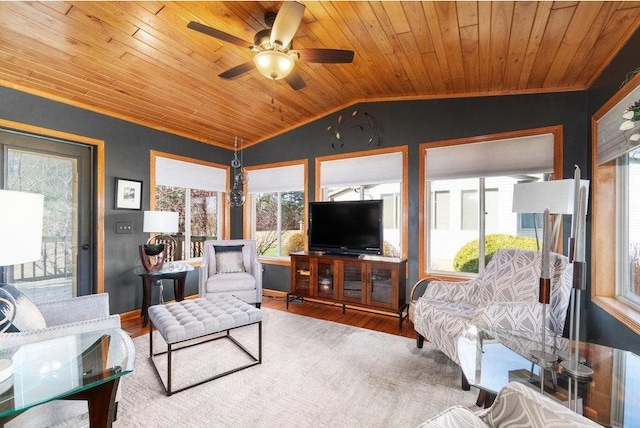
[0,328,135,427]
[458,325,640,427]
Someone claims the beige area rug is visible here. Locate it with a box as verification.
[111,308,478,427]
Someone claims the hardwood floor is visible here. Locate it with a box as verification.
[121,293,419,340]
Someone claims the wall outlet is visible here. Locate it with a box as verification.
[116,221,133,234]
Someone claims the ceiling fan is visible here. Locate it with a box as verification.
[187,1,354,90]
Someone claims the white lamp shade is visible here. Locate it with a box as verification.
[512,179,590,214]
[0,190,44,266]
[143,211,179,234]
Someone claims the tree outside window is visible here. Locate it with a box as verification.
[155,186,220,261]
[254,191,304,256]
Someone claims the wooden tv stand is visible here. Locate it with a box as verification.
[288,251,408,329]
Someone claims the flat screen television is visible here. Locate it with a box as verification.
[308,200,383,256]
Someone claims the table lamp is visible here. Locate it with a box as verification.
[0,189,45,382]
[139,210,178,272]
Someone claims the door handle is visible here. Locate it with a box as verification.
[81,244,90,250]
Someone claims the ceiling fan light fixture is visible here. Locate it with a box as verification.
[254,50,294,80]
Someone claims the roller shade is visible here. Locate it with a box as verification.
[156,156,227,192]
[247,164,304,193]
[425,134,554,180]
[320,152,403,188]
[596,83,640,164]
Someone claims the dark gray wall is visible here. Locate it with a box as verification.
[585,29,640,354]
[0,87,230,314]
[246,92,588,296]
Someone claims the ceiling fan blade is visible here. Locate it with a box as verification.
[270,2,305,48]
[187,21,251,48]
[284,68,306,91]
[291,48,354,64]
[219,61,255,79]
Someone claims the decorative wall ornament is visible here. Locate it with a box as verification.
[326,110,383,150]
[227,137,247,207]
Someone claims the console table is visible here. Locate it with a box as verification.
[458,325,640,427]
[289,252,407,328]
[134,264,194,327]
[0,328,134,427]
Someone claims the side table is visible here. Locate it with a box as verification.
[0,328,134,427]
[134,264,194,327]
[458,325,640,427]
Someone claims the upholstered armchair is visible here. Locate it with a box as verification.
[198,239,263,307]
[0,293,121,349]
[409,249,573,367]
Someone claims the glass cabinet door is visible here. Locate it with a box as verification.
[315,261,334,298]
[341,262,363,303]
[369,264,394,308]
[293,258,312,296]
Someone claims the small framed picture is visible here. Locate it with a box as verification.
[114,178,143,210]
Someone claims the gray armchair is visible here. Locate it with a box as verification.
[0,293,124,428]
[199,239,262,306]
[0,293,121,349]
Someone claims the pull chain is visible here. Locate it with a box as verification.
[271,79,276,114]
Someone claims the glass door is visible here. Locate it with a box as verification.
[369,264,394,309]
[1,129,93,302]
[315,260,334,299]
[340,260,363,304]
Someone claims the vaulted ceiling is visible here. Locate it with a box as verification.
[1,1,639,149]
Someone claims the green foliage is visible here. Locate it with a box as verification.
[453,234,538,273]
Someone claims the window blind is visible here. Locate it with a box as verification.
[247,164,305,193]
[425,134,554,180]
[596,83,640,164]
[319,152,403,188]
[156,156,227,192]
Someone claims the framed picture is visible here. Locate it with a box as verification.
[114,177,143,210]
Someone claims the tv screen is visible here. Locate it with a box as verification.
[308,200,383,256]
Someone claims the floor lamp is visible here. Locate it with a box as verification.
[559,168,593,412]
[513,178,575,392]
[0,189,45,382]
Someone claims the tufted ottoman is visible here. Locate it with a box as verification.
[148,295,262,395]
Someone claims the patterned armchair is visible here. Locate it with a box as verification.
[417,381,600,427]
[410,249,573,366]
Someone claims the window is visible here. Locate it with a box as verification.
[246,162,306,259]
[433,191,450,230]
[317,148,407,258]
[152,152,227,262]
[593,74,640,335]
[618,148,640,307]
[421,129,561,276]
[461,189,478,230]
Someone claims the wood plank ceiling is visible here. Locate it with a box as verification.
[0,1,639,149]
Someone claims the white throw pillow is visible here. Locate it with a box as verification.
[214,245,245,274]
